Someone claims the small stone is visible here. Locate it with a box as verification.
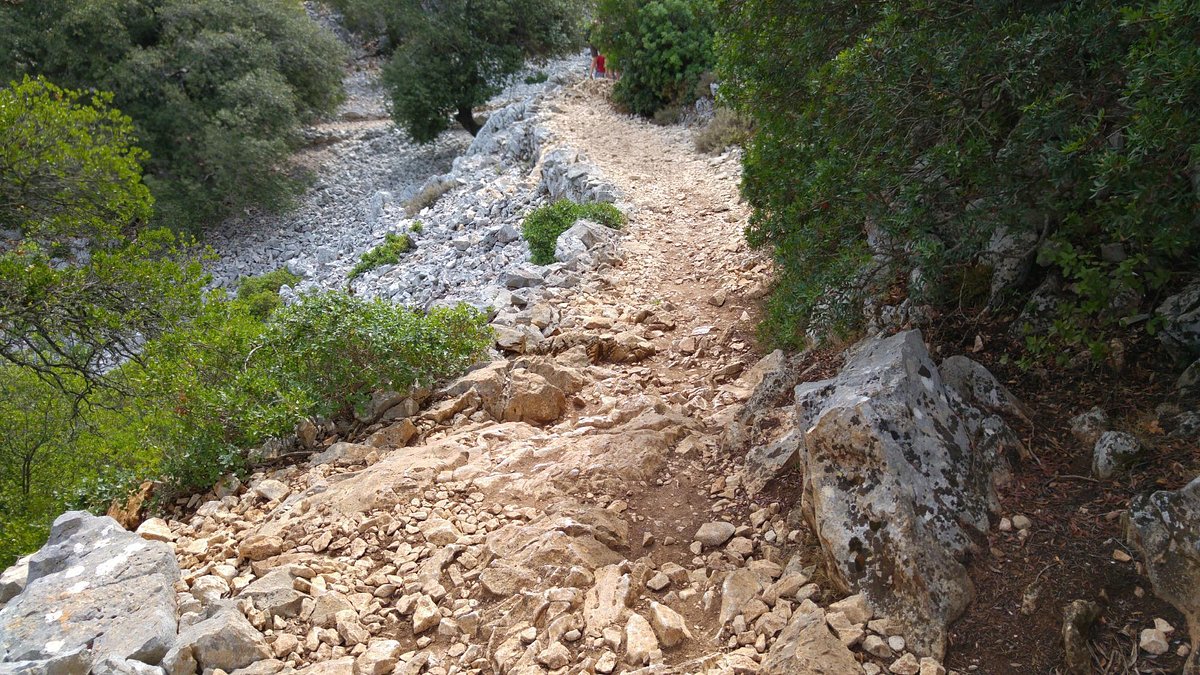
[998,517,1012,532]
[536,642,571,670]
[828,594,873,625]
[694,521,736,547]
[520,626,538,644]
[648,601,692,648]
[918,657,946,675]
[1139,628,1169,655]
[887,635,906,652]
[889,653,921,675]
[625,612,660,665]
[1011,514,1032,530]
[1154,618,1175,634]
[412,595,440,634]
[863,634,892,658]
[595,651,617,674]
[353,639,401,675]
[646,572,670,591]
[1112,549,1133,562]
[136,518,175,542]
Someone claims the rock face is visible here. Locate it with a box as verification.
[1125,475,1200,669]
[0,512,180,669]
[789,331,1019,658]
[1157,280,1200,359]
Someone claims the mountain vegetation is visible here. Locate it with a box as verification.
[0,0,346,231]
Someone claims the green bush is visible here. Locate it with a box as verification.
[522,200,625,265]
[524,71,550,85]
[265,293,493,420]
[236,268,302,319]
[350,233,412,279]
[694,107,752,154]
[719,0,1200,351]
[0,0,346,230]
[596,0,716,116]
[410,221,424,233]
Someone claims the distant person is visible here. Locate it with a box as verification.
[593,53,607,79]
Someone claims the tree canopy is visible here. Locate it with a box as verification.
[331,0,584,141]
[0,0,346,230]
[0,77,206,403]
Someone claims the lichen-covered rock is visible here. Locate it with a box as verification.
[790,330,1019,658]
[1092,431,1142,479]
[0,512,179,669]
[1157,281,1200,359]
[1125,475,1200,671]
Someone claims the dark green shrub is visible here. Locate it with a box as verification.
[694,107,752,154]
[524,71,550,85]
[410,221,424,233]
[350,233,412,279]
[719,0,1200,351]
[596,0,716,116]
[522,200,625,265]
[0,0,346,230]
[236,268,302,319]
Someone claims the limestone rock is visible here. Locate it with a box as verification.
[1092,431,1142,479]
[251,480,290,503]
[353,639,402,675]
[694,521,736,547]
[309,442,375,467]
[0,512,179,666]
[1125,475,1200,668]
[164,606,270,673]
[0,556,30,605]
[1062,600,1101,675]
[1157,280,1200,358]
[238,534,284,562]
[311,592,355,628]
[412,595,441,633]
[239,568,305,619]
[1070,407,1109,446]
[719,569,762,625]
[420,518,462,546]
[135,518,175,543]
[648,601,692,647]
[502,370,567,425]
[624,612,659,666]
[761,609,860,675]
[789,330,1017,658]
[536,642,571,670]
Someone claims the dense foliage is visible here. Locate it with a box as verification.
[522,199,625,264]
[237,267,304,319]
[594,0,716,116]
[0,0,346,230]
[328,0,583,140]
[349,232,412,279]
[0,77,206,403]
[719,1,1200,353]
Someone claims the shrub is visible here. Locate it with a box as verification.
[264,293,493,420]
[522,200,625,265]
[236,268,302,319]
[405,181,455,216]
[410,221,424,233]
[0,0,346,230]
[652,105,682,127]
[349,233,412,279]
[596,0,716,116]
[719,0,1200,351]
[694,107,752,154]
[524,71,550,85]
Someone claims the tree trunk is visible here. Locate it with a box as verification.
[455,105,482,136]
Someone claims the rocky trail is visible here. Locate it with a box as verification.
[5,40,1198,675]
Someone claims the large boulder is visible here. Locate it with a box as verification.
[1158,281,1200,359]
[788,330,1019,658]
[1125,475,1200,672]
[0,512,180,669]
[761,606,860,675]
[162,604,270,674]
[554,219,619,270]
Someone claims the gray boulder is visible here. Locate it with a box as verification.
[1125,475,1200,672]
[238,568,306,619]
[0,512,179,668]
[1157,280,1200,359]
[0,556,30,605]
[788,330,1019,658]
[1091,431,1142,479]
[162,605,270,674]
[554,219,619,270]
